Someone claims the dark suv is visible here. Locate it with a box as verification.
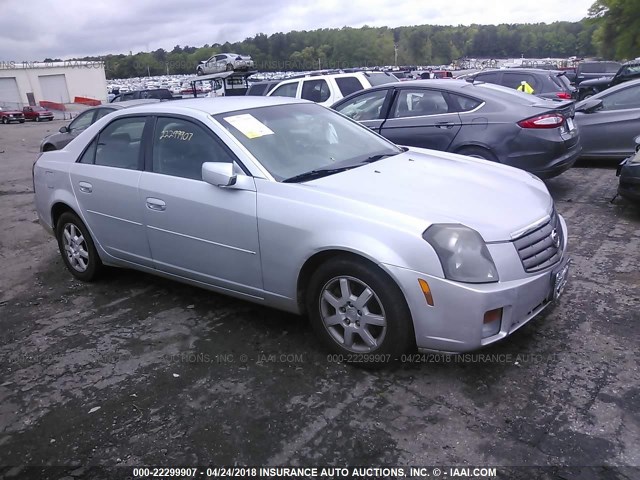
[468,68,576,100]
[578,60,640,100]
[574,61,620,87]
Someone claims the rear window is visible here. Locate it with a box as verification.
[475,82,550,106]
[365,72,399,86]
[336,77,365,97]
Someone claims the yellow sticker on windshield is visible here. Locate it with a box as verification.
[223,114,274,139]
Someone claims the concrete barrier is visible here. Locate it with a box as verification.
[74,96,101,106]
[40,101,66,111]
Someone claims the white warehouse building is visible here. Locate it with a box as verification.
[0,60,107,109]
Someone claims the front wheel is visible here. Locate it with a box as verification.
[1,117,7,124]
[226,63,234,71]
[55,212,103,281]
[35,116,40,122]
[306,257,414,364]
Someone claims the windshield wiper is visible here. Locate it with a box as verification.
[282,165,358,183]
[362,148,407,163]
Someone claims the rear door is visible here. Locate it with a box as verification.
[378,87,462,151]
[576,83,640,158]
[70,115,152,266]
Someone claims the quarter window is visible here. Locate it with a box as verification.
[94,117,146,170]
[152,117,235,180]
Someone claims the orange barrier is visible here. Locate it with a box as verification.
[40,100,65,111]
[74,96,101,106]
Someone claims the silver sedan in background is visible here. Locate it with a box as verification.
[33,97,570,365]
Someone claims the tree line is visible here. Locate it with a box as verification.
[57,1,637,79]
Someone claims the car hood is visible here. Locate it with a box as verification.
[305,149,553,242]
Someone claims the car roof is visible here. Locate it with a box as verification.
[123,96,306,116]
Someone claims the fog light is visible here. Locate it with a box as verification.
[418,279,434,306]
[482,307,502,338]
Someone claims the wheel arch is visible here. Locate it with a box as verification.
[296,249,400,315]
[51,201,80,231]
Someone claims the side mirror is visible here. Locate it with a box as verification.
[59,126,69,133]
[202,162,236,187]
[634,135,640,153]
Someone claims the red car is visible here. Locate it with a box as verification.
[23,106,54,122]
[0,107,25,124]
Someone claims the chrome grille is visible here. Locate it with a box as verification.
[513,211,563,273]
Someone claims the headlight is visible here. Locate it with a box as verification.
[423,224,499,283]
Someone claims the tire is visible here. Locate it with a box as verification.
[456,146,498,162]
[42,144,56,152]
[35,116,40,122]
[226,63,234,71]
[19,120,25,123]
[48,118,53,121]
[55,212,102,281]
[306,256,414,365]
[1,117,7,124]
[196,68,203,76]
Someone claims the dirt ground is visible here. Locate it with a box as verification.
[0,120,638,478]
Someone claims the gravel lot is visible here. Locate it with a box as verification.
[0,121,638,476]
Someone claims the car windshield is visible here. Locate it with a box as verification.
[215,103,402,181]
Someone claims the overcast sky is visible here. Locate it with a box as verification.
[0,0,595,61]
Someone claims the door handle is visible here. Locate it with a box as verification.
[146,198,166,211]
[435,122,455,129]
[78,181,93,193]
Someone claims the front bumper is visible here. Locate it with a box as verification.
[384,219,570,353]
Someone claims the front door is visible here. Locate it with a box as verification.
[139,116,262,294]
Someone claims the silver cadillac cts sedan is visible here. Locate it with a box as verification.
[33,97,570,364]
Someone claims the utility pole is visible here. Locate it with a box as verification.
[394,43,398,67]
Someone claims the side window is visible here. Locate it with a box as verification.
[449,94,482,112]
[301,80,330,102]
[601,85,640,111]
[152,117,235,180]
[95,117,146,170]
[335,77,365,97]
[271,82,298,98]
[68,110,95,132]
[502,73,538,91]
[474,72,501,84]
[334,89,388,121]
[391,89,450,118]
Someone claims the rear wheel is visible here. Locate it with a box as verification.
[35,116,40,122]
[1,117,7,124]
[457,146,498,162]
[55,212,102,281]
[306,257,413,365]
[42,144,56,152]
[19,120,24,123]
